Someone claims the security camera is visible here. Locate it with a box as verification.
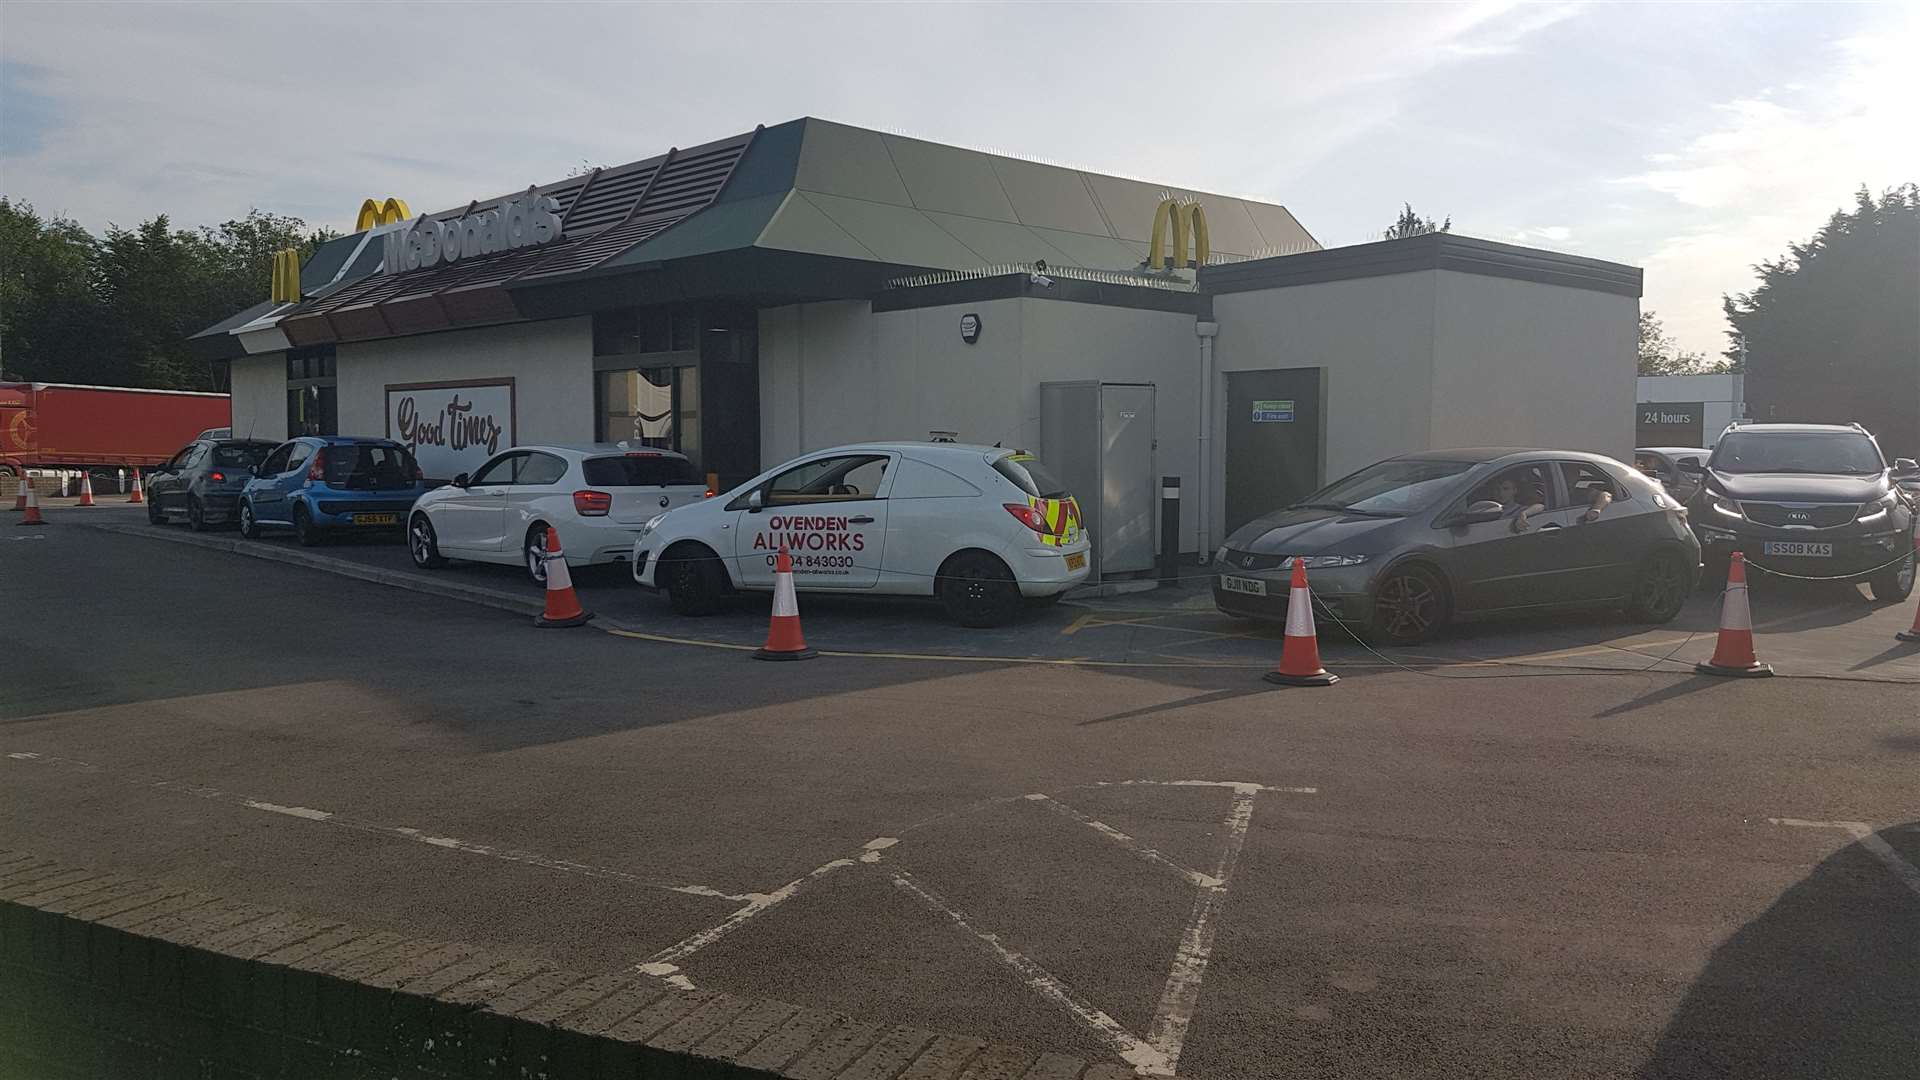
[1030,274,1053,287]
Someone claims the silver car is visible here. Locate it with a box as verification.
[1213,448,1701,644]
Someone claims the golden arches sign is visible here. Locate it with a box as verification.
[269,248,302,304]
[1148,198,1210,271]
[355,197,412,232]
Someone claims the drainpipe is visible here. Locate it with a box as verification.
[1194,319,1219,563]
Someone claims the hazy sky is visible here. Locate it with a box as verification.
[3,1,1915,357]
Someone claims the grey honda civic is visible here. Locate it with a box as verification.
[1213,448,1701,645]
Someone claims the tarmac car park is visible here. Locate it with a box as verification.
[632,442,1090,627]
[1213,448,1701,644]
[408,444,710,584]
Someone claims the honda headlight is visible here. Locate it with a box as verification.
[1856,492,1898,527]
[1707,493,1744,520]
[1286,554,1371,569]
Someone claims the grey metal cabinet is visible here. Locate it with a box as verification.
[1040,381,1157,576]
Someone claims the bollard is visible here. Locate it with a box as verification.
[1159,475,1182,586]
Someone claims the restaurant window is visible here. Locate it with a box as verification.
[286,345,337,435]
[596,366,699,465]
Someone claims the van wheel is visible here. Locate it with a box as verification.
[1366,563,1449,645]
[939,552,1021,628]
[1869,552,1915,603]
[294,504,322,547]
[238,500,259,539]
[1626,549,1693,623]
[663,543,725,616]
[409,514,447,568]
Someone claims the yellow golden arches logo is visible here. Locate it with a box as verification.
[1148,198,1210,271]
[269,248,302,304]
[354,197,412,232]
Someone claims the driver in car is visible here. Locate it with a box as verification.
[1488,475,1547,533]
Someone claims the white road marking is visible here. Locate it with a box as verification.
[1024,794,1221,889]
[1095,778,1316,796]
[1770,817,1920,900]
[1144,786,1258,1074]
[890,867,1175,1078]
[4,749,745,901]
[243,800,332,821]
[632,839,894,984]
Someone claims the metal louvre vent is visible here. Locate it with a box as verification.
[1742,503,1857,528]
[558,164,662,233]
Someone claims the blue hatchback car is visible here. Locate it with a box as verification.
[237,436,426,546]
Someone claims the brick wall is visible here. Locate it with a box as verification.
[0,850,1140,1079]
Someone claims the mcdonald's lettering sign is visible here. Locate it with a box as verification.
[269,248,302,304]
[355,197,412,232]
[381,186,563,276]
[1148,198,1210,271]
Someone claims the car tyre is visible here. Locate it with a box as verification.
[1626,548,1693,623]
[237,500,259,539]
[147,495,166,526]
[293,504,322,547]
[1366,563,1449,646]
[186,496,207,532]
[1868,551,1915,603]
[938,551,1021,628]
[663,543,725,616]
[409,513,447,569]
[524,524,551,586]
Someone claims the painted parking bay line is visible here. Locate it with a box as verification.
[3,749,748,902]
[1771,817,1920,900]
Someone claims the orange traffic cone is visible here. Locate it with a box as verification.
[16,482,45,526]
[76,471,96,507]
[1263,558,1338,686]
[1696,552,1773,677]
[9,474,24,511]
[755,546,817,661]
[127,469,144,503]
[533,526,591,628]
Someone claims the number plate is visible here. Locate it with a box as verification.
[1064,552,1086,571]
[1219,574,1268,597]
[1762,541,1832,557]
[354,513,398,526]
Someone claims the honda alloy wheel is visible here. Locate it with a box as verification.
[1368,564,1447,645]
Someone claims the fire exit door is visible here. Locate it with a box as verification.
[1224,368,1323,535]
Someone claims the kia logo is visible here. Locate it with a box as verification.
[1788,511,1810,522]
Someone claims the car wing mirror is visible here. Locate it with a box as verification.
[747,489,764,511]
[1447,500,1507,526]
[451,473,470,488]
[1893,457,1918,475]
[1676,458,1705,474]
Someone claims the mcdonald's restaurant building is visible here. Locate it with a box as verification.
[193,117,1642,569]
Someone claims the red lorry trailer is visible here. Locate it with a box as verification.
[1,382,232,481]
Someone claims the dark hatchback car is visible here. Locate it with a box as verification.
[1213,449,1700,644]
[145,439,280,530]
[1679,422,1915,601]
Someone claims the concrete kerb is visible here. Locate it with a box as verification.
[77,521,544,618]
[0,851,1145,1080]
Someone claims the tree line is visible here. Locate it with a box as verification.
[0,199,335,392]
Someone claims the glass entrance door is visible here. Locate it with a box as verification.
[597,366,700,463]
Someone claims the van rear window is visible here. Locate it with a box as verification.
[993,454,1070,498]
[582,454,699,487]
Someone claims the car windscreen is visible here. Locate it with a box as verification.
[1303,459,1480,515]
[211,442,275,468]
[581,454,699,487]
[993,454,1070,498]
[1710,432,1883,474]
[323,445,415,490]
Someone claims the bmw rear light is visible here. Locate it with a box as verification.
[1004,503,1049,533]
[573,490,612,516]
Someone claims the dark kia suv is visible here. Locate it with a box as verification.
[1682,422,1916,601]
